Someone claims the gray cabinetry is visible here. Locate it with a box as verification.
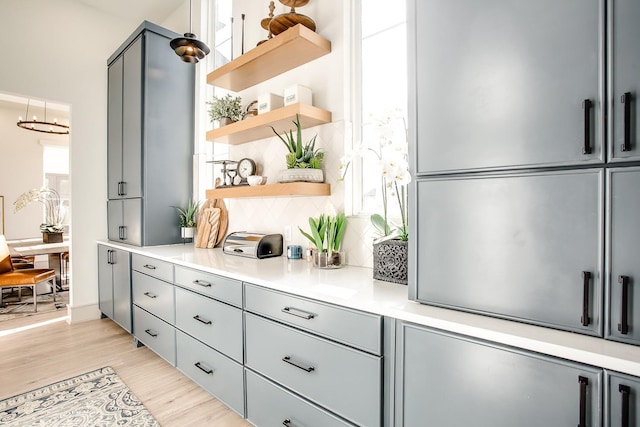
[107,21,194,246]
[606,168,640,345]
[133,305,176,366]
[411,0,602,174]
[396,321,602,427]
[606,370,640,426]
[412,170,604,335]
[97,244,131,332]
[609,0,640,162]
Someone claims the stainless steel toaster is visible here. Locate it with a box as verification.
[222,232,283,259]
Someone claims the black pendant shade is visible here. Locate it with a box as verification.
[170,32,210,63]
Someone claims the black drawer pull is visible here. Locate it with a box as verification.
[619,384,630,427]
[621,92,632,152]
[143,264,157,270]
[143,292,157,299]
[582,99,593,155]
[193,280,212,288]
[144,329,157,338]
[282,420,292,426]
[282,355,315,373]
[281,306,316,320]
[618,275,630,335]
[193,315,212,325]
[581,271,591,326]
[195,362,214,375]
[578,376,588,427]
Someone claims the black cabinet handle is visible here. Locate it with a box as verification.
[143,264,156,270]
[282,355,315,373]
[621,92,632,152]
[118,181,127,196]
[578,376,589,427]
[581,271,591,326]
[583,99,593,155]
[195,362,214,375]
[193,280,212,288]
[117,181,123,196]
[144,329,157,338]
[282,420,292,426]
[281,306,316,320]
[193,315,212,325]
[618,275,630,335]
[107,249,114,265]
[118,225,126,241]
[143,292,157,299]
[619,384,630,427]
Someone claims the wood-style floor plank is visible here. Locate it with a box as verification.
[0,313,252,427]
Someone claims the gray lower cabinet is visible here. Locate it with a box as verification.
[175,330,244,417]
[97,245,131,332]
[396,321,602,427]
[412,169,604,335]
[245,369,353,427]
[133,305,176,366]
[607,168,640,345]
[606,370,640,426]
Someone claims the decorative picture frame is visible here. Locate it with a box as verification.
[0,195,4,234]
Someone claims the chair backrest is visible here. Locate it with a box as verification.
[0,235,13,273]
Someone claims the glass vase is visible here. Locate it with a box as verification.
[312,250,344,269]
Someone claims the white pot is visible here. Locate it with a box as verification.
[181,227,196,239]
[277,168,324,183]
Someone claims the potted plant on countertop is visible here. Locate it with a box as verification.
[207,94,243,127]
[271,114,325,183]
[172,200,200,241]
[299,209,346,269]
[13,187,66,243]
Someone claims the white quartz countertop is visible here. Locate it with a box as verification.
[99,240,640,376]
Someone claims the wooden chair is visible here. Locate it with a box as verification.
[0,235,56,312]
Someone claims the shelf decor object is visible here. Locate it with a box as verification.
[206,182,330,199]
[269,0,316,36]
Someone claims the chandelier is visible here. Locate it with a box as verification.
[16,99,69,135]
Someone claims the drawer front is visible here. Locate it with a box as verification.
[132,271,175,323]
[132,253,173,282]
[245,283,382,354]
[245,313,382,427]
[176,330,245,417]
[246,369,354,427]
[175,265,242,308]
[605,370,640,427]
[133,305,176,366]
[175,287,243,362]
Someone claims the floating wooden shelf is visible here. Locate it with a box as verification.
[206,182,331,199]
[206,24,332,92]
[206,103,331,145]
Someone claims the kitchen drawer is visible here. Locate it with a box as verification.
[131,253,173,282]
[175,286,243,362]
[246,369,354,427]
[132,271,175,324]
[174,265,242,308]
[244,283,382,354]
[245,312,382,427]
[133,305,176,366]
[176,330,245,417]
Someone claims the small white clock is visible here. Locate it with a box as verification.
[237,158,257,180]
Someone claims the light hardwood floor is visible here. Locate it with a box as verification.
[0,312,252,427]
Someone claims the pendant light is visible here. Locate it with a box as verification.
[170,0,210,63]
[16,99,69,135]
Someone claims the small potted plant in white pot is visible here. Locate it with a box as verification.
[207,94,243,127]
[172,200,200,241]
[270,114,324,183]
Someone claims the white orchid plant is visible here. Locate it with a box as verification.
[339,109,411,242]
[14,187,65,233]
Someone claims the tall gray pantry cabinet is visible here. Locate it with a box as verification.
[107,21,194,246]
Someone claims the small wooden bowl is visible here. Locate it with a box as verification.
[269,13,316,36]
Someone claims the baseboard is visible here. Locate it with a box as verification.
[66,303,101,324]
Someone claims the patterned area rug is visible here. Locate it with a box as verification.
[0,367,159,426]
[0,290,68,322]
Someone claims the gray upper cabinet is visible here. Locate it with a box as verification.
[606,168,640,345]
[107,21,194,246]
[608,0,640,162]
[411,169,604,335]
[410,0,603,174]
[396,321,602,427]
[97,244,131,332]
[605,370,640,427]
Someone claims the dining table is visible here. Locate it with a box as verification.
[8,237,69,289]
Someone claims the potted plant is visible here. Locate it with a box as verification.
[270,114,325,183]
[13,187,65,243]
[299,211,346,269]
[172,200,200,241]
[207,94,243,126]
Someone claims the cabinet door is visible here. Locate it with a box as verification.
[410,0,602,174]
[97,245,113,319]
[111,248,131,333]
[412,170,603,335]
[606,168,640,344]
[609,0,640,162]
[606,371,640,427]
[121,35,142,199]
[106,200,122,242]
[107,56,123,200]
[122,198,142,246]
[396,322,602,427]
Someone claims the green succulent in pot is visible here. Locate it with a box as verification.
[172,200,200,228]
[271,114,324,169]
